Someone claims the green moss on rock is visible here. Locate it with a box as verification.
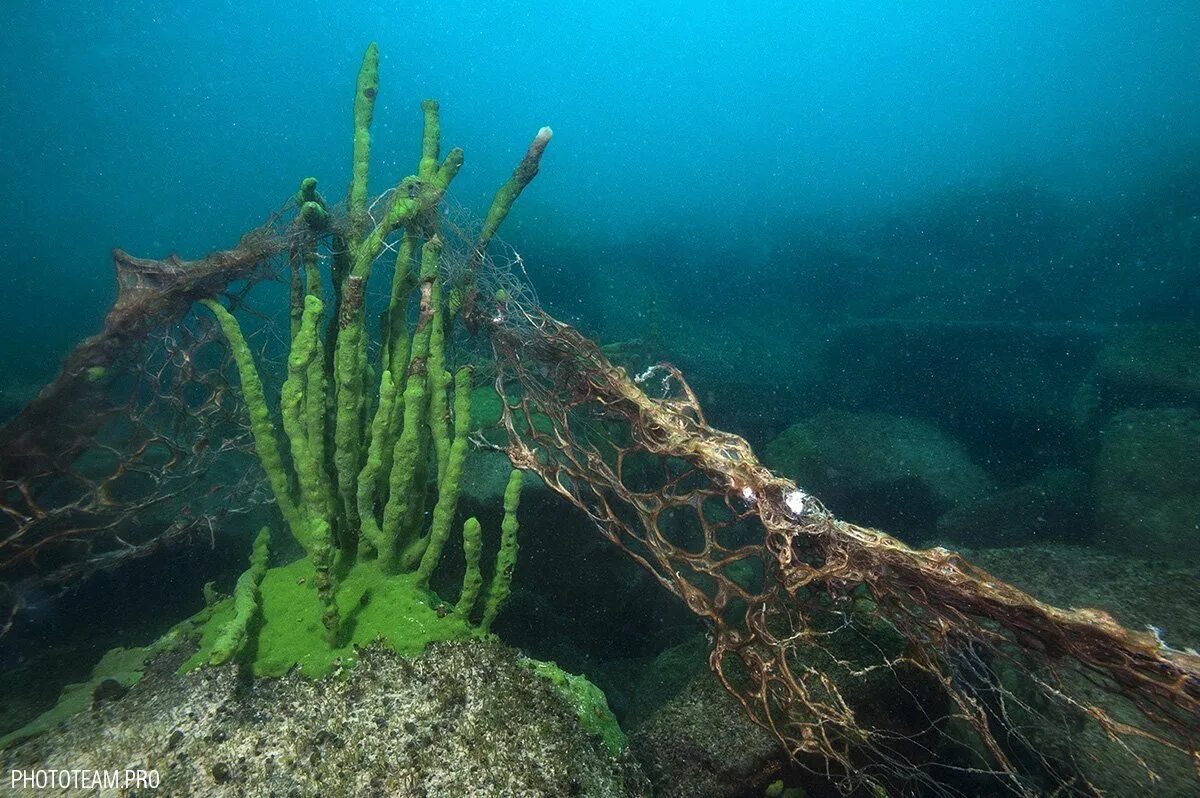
[521,658,627,756]
[1,608,214,749]
[184,556,476,678]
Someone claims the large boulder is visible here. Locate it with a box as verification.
[1094,407,1200,562]
[630,671,783,798]
[1,640,649,797]
[1074,324,1200,431]
[764,410,993,536]
[935,468,1091,548]
[966,544,1200,651]
[620,636,709,730]
[815,319,1101,470]
[966,544,1200,796]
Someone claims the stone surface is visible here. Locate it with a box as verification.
[620,635,708,730]
[1094,407,1200,562]
[764,410,993,536]
[630,671,783,798]
[967,543,1200,652]
[1075,323,1200,429]
[934,467,1091,548]
[1,640,649,798]
[966,544,1200,796]
[815,319,1101,472]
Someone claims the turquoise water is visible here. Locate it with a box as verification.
[1,3,1198,796]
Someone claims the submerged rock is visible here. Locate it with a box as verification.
[967,543,1200,650]
[1074,323,1200,430]
[1094,407,1200,563]
[815,319,1100,471]
[764,410,993,535]
[935,467,1091,547]
[621,635,709,730]
[1,640,649,797]
[630,670,783,798]
[966,544,1200,796]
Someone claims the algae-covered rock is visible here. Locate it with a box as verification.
[521,657,627,756]
[764,410,993,535]
[935,468,1091,547]
[0,646,157,750]
[1094,407,1200,562]
[1075,324,1200,429]
[1,640,649,797]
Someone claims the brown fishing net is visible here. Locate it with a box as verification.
[0,213,302,630]
[479,291,1200,795]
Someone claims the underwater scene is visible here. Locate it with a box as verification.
[1,2,1198,796]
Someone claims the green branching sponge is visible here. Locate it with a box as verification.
[379,238,441,568]
[456,517,484,618]
[189,43,549,681]
[460,125,553,325]
[9,45,563,753]
[202,297,342,643]
[479,126,554,247]
[416,366,475,585]
[209,526,270,666]
[332,274,367,537]
[357,369,397,556]
[281,294,331,542]
[426,279,452,483]
[482,469,523,632]
[349,42,379,226]
[200,299,302,539]
[419,99,441,182]
[381,233,416,380]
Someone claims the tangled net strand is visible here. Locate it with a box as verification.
[0,209,308,623]
[479,284,1200,795]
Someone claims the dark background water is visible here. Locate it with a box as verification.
[2,1,1198,397]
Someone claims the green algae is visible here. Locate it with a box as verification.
[0,646,157,749]
[0,607,216,749]
[4,547,487,748]
[184,556,476,679]
[520,657,627,756]
[765,780,807,798]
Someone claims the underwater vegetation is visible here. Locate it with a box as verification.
[0,38,1198,798]
[188,44,536,675]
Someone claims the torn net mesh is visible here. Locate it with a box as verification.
[0,211,306,634]
[0,316,269,627]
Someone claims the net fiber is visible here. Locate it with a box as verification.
[0,214,301,626]
[482,296,1200,796]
